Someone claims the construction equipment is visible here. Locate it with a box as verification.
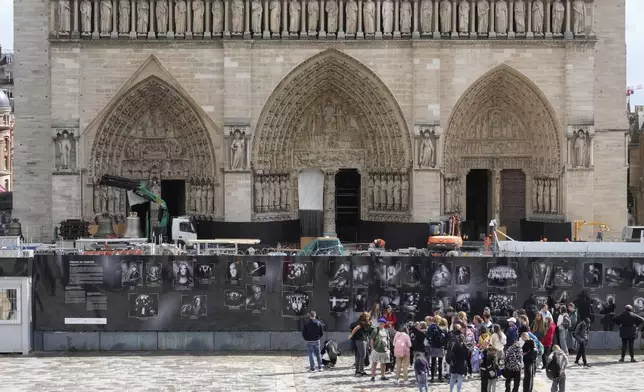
[427,220,463,256]
[573,220,609,242]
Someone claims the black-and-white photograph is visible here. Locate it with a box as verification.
[282,261,313,287]
[195,262,216,285]
[352,264,370,287]
[405,264,421,286]
[226,261,243,284]
[583,262,603,288]
[431,261,452,288]
[377,260,402,287]
[455,293,471,313]
[128,293,159,319]
[553,266,574,287]
[180,295,207,318]
[431,295,451,313]
[246,261,266,279]
[224,289,245,309]
[531,261,554,290]
[633,296,644,313]
[245,284,267,311]
[353,289,368,312]
[590,294,603,313]
[173,261,194,289]
[329,290,351,314]
[455,265,470,286]
[282,291,312,318]
[633,261,644,288]
[605,267,625,287]
[145,261,162,286]
[329,261,351,289]
[488,292,515,318]
[536,296,548,308]
[557,290,571,304]
[487,262,518,288]
[379,288,401,311]
[401,292,420,313]
[121,260,143,287]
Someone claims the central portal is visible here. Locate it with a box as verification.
[465,169,490,240]
[335,169,361,243]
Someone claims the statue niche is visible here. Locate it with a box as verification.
[54,129,78,172]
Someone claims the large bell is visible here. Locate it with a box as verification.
[94,214,116,238]
[6,219,22,237]
[123,212,142,238]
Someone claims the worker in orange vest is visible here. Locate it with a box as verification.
[373,239,386,249]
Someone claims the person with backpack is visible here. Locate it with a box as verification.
[546,345,568,392]
[411,321,428,363]
[301,310,325,372]
[520,333,536,392]
[503,338,523,392]
[369,318,391,382]
[413,352,430,392]
[393,326,412,384]
[480,345,501,392]
[573,317,590,367]
[446,326,469,392]
[556,305,571,355]
[566,303,579,353]
[348,312,373,376]
[428,315,447,383]
[540,316,556,369]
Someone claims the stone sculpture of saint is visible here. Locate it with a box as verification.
[401,176,409,209]
[514,0,526,33]
[379,176,387,207]
[212,0,224,33]
[495,0,507,33]
[439,0,451,34]
[193,0,205,33]
[156,0,169,33]
[59,133,72,169]
[532,178,539,213]
[552,0,564,34]
[477,0,489,33]
[457,1,469,34]
[100,0,112,34]
[232,0,245,33]
[373,176,381,207]
[445,182,453,213]
[230,131,246,169]
[137,0,150,33]
[80,0,93,34]
[574,130,587,167]
[400,0,412,33]
[572,0,585,35]
[207,187,214,214]
[289,0,301,32]
[254,178,263,211]
[326,0,338,33]
[419,132,434,167]
[264,177,273,209]
[175,0,187,34]
[532,0,544,34]
[382,0,394,34]
[346,0,358,34]
[363,0,376,34]
[392,176,401,209]
[549,180,557,214]
[386,176,394,209]
[195,186,202,213]
[273,177,280,209]
[537,179,545,213]
[59,0,71,33]
[118,0,130,32]
[420,0,432,33]
[308,0,319,33]
[251,0,262,33]
[270,0,281,33]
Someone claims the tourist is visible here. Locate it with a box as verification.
[369,302,381,328]
[572,316,590,367]
[384,305,397,329]
[369,318,391,382]
[348,312,372,376]
[539,303,552,321]
[439,316,451,377]
[413,352,430,392]
[490,324,506,353]
[546,345,568,392]
[393,326,412,384]
[506,317,519,348]
[574,291,593,324]
[473,315,483,340]
[555,305,571,355]
[613,304,644,363]
[518,315,531,335]
[478,325,492,347]
[480,345,501,392]
[531,312,547,341]
[446,326,469,392]
[600,296,616,331]
[464,322,477,379]
[411,321,428,362]
[520,332,536,392]
[523,294,538,323]
[503,337,524,392]
[540,316,556,369]
[428,315,447,382]
[301,310,325,372]
[567,303,579,353]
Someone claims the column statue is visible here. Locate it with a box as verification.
[207,187,214,214]
[195,186,203,213]
[363,0,376,34]
[458,0,469,34]
[445,180,453,213]
[80,0,93,34]
[420,0,432,33]
[392,175,401,210]
[401,175,409,210]
[373,175,381,208]
[532,178,539,213]
[346,0,358,33]
[156,0,169,33]
[273,176,280,210]
[190,186,197,212]
[270,0,281,33]
[385,175,394,210]
[537,179,545,213]
[213,0,224,33]
[439,0,451,34]
[232,0,245,32]
[118,0,130,32]
[477,0,489,34]
[532,0,543,34]
[382,0,394,34]
[572,0,585,35]
[59,0,71,33]
[549,180,557,214]
[251,0,263,32]
[289,0,301,32]
[378,174,387,208]
[175,0,187,34]
[495,0,507,33]
[308,0,319,32]
[400,0,412,33]
[552,0,564,34]
[100,0,113,34]
[137,0,150,33]
[193,0,205,33]
[514,0,526,33]
[326,0,339,33]
[254,177,263,211]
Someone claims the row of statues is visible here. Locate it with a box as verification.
[189,183,215,214]
[444,177,460,214]
[368,173,410,212]
[254,173,291,213]
[93,186,126,214]
[533,177,558,214]
[54,0,590,37]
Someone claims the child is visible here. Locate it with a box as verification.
[413,352,430,392]
[478,326,491,348]
[479,345,500,392]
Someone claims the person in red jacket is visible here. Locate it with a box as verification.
[384,305,397,329]
[540,316,556,369]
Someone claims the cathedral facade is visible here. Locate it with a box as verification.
[13,0,629,242]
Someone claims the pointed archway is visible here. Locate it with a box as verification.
[251,49,413,226]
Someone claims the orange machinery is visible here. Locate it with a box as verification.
[427,218,463,253]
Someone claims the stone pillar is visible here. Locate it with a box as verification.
[451,0,457,37]
[508,0,515,38]
[489,0,496,38]
[222,0,229,37]
[432,0,439,38]
[545,0,552,38]
[244,0,251,37]
[205,0,212,37]
[564,0,572,38]
[357,0,364,38]
[412,0,419,38]
[469,0,476,38]
[338,0,345,37]
[300,0,307,38]
[130,0,137,38]
[393,0,400,38]
[264,0,270,37]
[282,0,288,36]
[375,0,382,38]
[526,0,533,38]
[92,0,100,38]
[168,0,175,38]
[148,0,157,38]
[323,169,337,235]
[319,0,327,37]
[492,168,501,222]
[187,0,194,37]
[72,0,80,37]
[111,0,119,37]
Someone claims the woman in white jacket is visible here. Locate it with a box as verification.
[490,324,507,353]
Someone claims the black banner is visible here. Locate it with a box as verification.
[0,257,31,277]
[32,255,644,332]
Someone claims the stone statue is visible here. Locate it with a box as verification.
[552,0,564,34]
[175,0,187,34]
[279,176,288,209]
[190,186,197,211]
[193,0,205,33]
[80,0,93,34]
[212,0,224,33]
[346,0,358,34]
[382,0,394,34]
[420,0,432,33]
[477,0,489,33]
[385,176,394,209]
[532,0,544,34]
[59,0,71,33]
[514,0,526,33]
[100,0,112,34]
[373,176,381,207]
[445,181,453,213]
[419,131,435,167]
[265,177,274,209]
[458,0,469,34]
[401,176,409,209]
[439,0,451,34]
[326,0,338,33]
[195,186,203,213]
[364,0,376,34]
[230,131,246,169]
[272,177,280,209]
[495,0,507,33]
[58,132,73,169]
[401,0,412,33]
[574,130,587,167]
[537,179,544,213]
[379,175,387,207]
[289,0,301,32]
[232,0,245,33]
[549,180,557,214]
[254,177,262,211]
[201,184,208,212]
[532,178,539,213]
[270,0,281,33]
[392,176,401,209]
[207,187,214,214]
[251,0,262,33]
[308,0,319,33]
[137,0,150,33]
[118,0,130,32]
[572,0,585,35]
[94,186,101,213]
[156,0,169,33]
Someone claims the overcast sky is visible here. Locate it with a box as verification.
[0,0,642,105]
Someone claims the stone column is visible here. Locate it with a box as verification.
[168,0,175,38]
[526,0,533,38]
[564,0,572,38]
[412,0,419,38]
[148,0,157,38]
[469,0,476,38]
[244,0,251,37]
[72,0,80,37]
[319,0,327,37]
[338,0,345,38]
[451,0,457,37]
[508,0,515,38]
[300,0,307,38]
[264,0,271,38]
[492,168,501,221]
[433,0,439,38]
[222,0,229,37]
[205,0,212,37]
[323,169,337,235]
[92,0,100,38]
[357,0,364,38]
[282,0,288,37]
[375,0,382,38]
[545,0,552,38]
[187,0,194,37]
[393,0,400,38]
[489,0,496,38]
[111,0,119,37]
[130,0,137,37]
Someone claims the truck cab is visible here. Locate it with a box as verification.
[171,216,198,245]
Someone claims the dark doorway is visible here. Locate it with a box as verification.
[465,169,490,240]
[161,180,186,238]
[335,169,361,243]
[500,170,526,240]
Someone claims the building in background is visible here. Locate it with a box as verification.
[628,105,644,224]
[0,90,13,193]
[0,46,14,112]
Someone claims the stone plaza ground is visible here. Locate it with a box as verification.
[0,352,641,392]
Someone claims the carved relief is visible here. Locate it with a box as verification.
[251,0,263,33]
[532,0,544,34]
[58,0,71,34]
[533,176,558,214]
[363,0,376,34]
[308,0,319,33]
[175,0,188,34]
[118,0,130,33]
[270,0,281,33]
[289,0,301,32]
[477,0,489,34]
[232,0,245,33]
[495,0,508,34]
[54,129,78,172]
[439,0,451,34]
[572,0,586,35]
[418,127,436,168]
[458,0,469,34]
[382,0,394,34]
[552,0,565,34]
[514,0,526,33]
[100,0,113,35]
[189,180,215,215]
[193,0,205,34]
[80,0,93,35]
[253,172,291,213]
[326,0,339,33]
[444,176,460,214]
[368,171,410,213]
[156,0,169,34]
[420,0,433,33]
[346,0,358,34]
[137,0,150,33]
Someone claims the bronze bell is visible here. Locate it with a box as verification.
[94,213,116,238]
[123,212,142,238]
[6,218,23,237]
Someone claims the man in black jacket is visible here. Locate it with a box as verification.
[520,332,536,392]
[613,304,644,363]
[302,310,325,371]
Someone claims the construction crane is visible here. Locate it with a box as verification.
[627,85,644,107]
[573,220,610,242]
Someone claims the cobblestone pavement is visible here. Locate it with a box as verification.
[0,353,641,392]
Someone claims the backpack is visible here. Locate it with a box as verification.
[546,355,562,380]
[569,310,578,327]
[429,325,446,348]
[372,329,389,353]
[561,315,572,330]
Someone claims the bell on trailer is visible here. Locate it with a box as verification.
[94,214,116,238]
[6,219,22,237]
[123,212,142,238]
